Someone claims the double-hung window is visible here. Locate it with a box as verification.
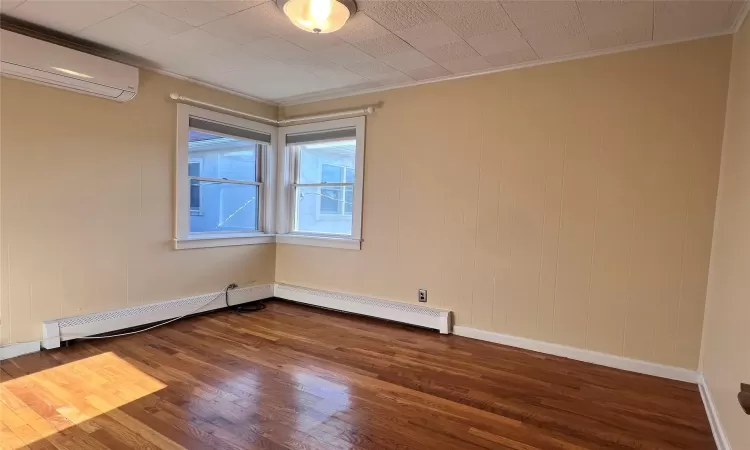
[175,105,276,249]
[277,117,365,249]
[175,106,364,250]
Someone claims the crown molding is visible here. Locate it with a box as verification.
[278,29,736,107]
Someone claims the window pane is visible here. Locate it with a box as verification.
[297,139,355,184]
[295,186,352,235]
[188,161,201,210]
[190,181,201,210]
[320,187,341,214]
[189,129,259,182]
[189,181,259,233]
[188,161,201,177]
[321,164,344,183]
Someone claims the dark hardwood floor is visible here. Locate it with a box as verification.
[0,300,714,449]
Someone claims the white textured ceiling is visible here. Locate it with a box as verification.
[2,0,748,104]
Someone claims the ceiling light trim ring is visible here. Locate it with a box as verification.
[277,0,357,34]
[276,0,357,17]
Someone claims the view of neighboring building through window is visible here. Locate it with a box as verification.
[293,138,356,235]
[320,164,354,216]
[188,160,202,212]
[188,129,262,233]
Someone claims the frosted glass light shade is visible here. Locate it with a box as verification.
[283,0,351,34]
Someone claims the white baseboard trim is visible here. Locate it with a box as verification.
[453,326,700,383]
[274,283,452,334]
[0,341,41,361]
[41,283,274,349]
[699,375,732,450]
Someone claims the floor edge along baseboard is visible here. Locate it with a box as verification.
[273,283,452,334]
[7,283,698,387]
[0,341,42,361]
[453,325,700,384]
[40,283,276,350]
[7,283,719,448]
[699,375,732,450]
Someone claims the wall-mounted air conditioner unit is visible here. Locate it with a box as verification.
[0,30,138,102]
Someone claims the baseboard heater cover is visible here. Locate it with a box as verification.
[41,284,274,349]
[274,283,452,334]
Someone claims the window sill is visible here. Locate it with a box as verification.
[276,234,361,250]
[174,233,361,250]
[174,233,274,250]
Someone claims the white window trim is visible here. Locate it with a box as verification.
[277,116,365,249]
[175,104,277,250]
[174,105,365,251]
[275,234,361,250]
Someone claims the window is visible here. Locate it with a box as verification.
[175,106,364,250]
[278,117,365,249]
[175,105,276,249]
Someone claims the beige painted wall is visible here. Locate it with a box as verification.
[0,71,277,345]
[278,37,733,370]
[0,36,735,373]
[701,18,750,449]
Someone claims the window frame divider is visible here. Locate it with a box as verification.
[189,176,262,186]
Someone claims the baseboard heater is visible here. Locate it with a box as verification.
[41,283,452,349]
[274,283,452,334]
[41,284,274,349]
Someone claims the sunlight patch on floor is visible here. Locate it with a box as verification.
[0,352,166,449]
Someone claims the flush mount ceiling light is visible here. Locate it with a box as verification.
[277,0,357,34]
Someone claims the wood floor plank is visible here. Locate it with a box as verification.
[0,301,715,449]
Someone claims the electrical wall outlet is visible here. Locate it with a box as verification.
[418,289,427,302]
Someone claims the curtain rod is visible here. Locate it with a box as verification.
[169,93,376,125]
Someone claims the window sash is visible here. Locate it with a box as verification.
[188,179,263,234]
[189,131,264,183]
[187,131,264,233]
[292,187,351,236]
